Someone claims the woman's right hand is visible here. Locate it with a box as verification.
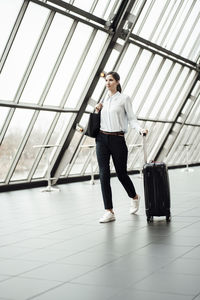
[140,128,148,136]
[95,103,103,112]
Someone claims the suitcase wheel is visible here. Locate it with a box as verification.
[166,215,171,223]
[147,216,153,223]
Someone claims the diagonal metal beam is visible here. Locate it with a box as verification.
[129,33,197,68]
[51,0,137,182]
[37,0,106,26]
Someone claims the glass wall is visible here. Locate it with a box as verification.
[0,0,199,188]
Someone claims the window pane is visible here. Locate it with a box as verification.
[61,131,83,176]
[43,22,93,106]
[132,0,200,61]
[0,107,10,133]
[69,135,96,176]
[0,109,34,182]
[93,0,122,20]
[122,49,153,113]
[20,14,73,104]
[62,0,123,20]
[10,110,56,181]
[73,0,94,12]
[33,112,73,179]
[0,0,23,57]
[0,3,49,101]
[166,125,200,166]
[148,59,174,119]
[186,95,200,125]
[168,69,196,120]
[65,30,108,108]
[117,44,141,89]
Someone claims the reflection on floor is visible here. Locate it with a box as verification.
[0,167,200,300]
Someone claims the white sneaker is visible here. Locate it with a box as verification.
[99,211,116,223]
[130,195,140,214]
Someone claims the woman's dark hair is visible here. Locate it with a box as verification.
[106,71,122,93]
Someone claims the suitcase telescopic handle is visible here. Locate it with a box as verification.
[142,133,147,164]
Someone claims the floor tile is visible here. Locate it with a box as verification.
[133,272,200,296]
[133,243,192,259]
[160,257,200,275]
[152,235,200,247]
[0,258,45,276]
[108,289,193,300]
[181,246,200,259]
[192,295,200,300]
[58,249,120,267]
[27,282,121,300]
[0,277,61,300]
[0,275,11,282]
[12,238,59,249]
[20,262,95,282]
[71,264,150,288]
[15,248,71,263]
[0,246,34,259]
[102,253,174,273]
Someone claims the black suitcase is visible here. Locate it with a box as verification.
[142,136,171,223]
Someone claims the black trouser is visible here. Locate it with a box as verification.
[96,132,137,209]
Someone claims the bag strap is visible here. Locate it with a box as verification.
[142,133,147,164]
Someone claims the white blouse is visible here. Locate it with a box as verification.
[100,92,141,134]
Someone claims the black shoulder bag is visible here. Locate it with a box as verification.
[85,111,101,138]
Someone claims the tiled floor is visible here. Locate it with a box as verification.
[0,167,200,300]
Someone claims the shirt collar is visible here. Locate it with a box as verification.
[106,91,120,100]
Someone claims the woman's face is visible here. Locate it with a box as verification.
[105,74,119,93]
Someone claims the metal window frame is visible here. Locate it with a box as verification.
[129,34,197,68]
[159,0,185,48]
[1,0,200,190]
[26,25,99,181]
[137,57,166,116]
[167,1,196,53]
[0,0,29,73]
[148,0,172,42]
[51,0,138,184]
[2,10,56,183]
[156,72,200,162]
[32,0,106,26]
[179,10,200,58]
[134,0,156,37]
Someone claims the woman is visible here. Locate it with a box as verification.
[95,71,148,223]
